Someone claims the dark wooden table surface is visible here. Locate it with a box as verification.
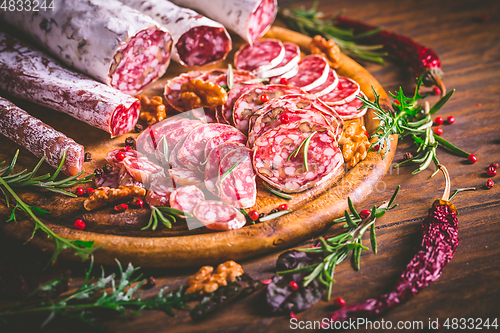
[1,0,499,331]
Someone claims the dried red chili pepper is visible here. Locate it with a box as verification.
[328,165,458,322]
[334,16,446,96]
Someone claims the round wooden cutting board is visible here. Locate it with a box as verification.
[0,27,397,268]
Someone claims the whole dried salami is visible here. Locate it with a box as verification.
[0,0,173,94]
[218,147,257,209]
[257,42,301,78]
[170,185,205,214]
[120,0,232,67]
[193,200,247,231]
[170,0,277,44]
[234,39,285,73]
[232,84,305,134]
[145,177,176,207]
[253,121,344,193]
[204,143,245,196]
[0,33,140,136]
[0,97,84,176]
[329,93,368,120]
[319,76,361,106]
[285,55,330,92]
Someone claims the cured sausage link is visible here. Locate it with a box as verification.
[0,97,84,176]
[0,0,173,94]
[0,33,140,136]
[170,0,277,44]
[119,0,232,67]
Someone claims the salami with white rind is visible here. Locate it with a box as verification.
[0,97,84,176]
[319,76,361,106]
[329,93,368,120]
[168,168,203,186]
[308,69,339,97]
[0,33,140,136]
[193,200,247,231]
[203,130,247,160]
[253,121,344,193]
[170,185,205,214]
[123,156,165,185]
[257,42,301,78]
[218,147,256,209]
[145,177,176,207]
[204,143,245,195]
[232,84,305,134]
[0,0,173,94]
[119,0,231,67]
[286,55,330,92]
[170,0,277,44]
[234,39,285,73]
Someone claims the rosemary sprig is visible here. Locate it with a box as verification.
[0,258,195,328]
[262,181,294,200]
[227,64,234,89]
[279,2,387,64]
[260,209,292,222]
[358,70,470,174]
[277,186,399,300]
[162,136,169,164]
[142,206,193,230]
[219,160,242,184]
[242,77,270,84]
[287,131,316,172]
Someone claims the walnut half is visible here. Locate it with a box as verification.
[309,35,342,69]
[185,260,244,295]
[83,185,146,211]
[180,79,228,109]
[339,122,371,169]
[137,95,166,125]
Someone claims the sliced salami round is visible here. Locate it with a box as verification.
[308,69,339,97]
[169,135,189,169]
[218,147,256,209]
[285,55,330,92]
[154,120,203,163]
[204,142,245,195]
[257,42,301,78]
[177,123,236,172]
[163,70,204,112]
[123,156,165,185]
[168,168,203,186]
[170,185,205,214]
[234,39,285,73]
[212,70,256,86]
[193,200,247,231]
[118,165,145,188]
[232,84,305,134]
[253,121,344,193]
[319,76,360,106]
[221,82,264,125]
[106,148,144,169]
[204,130,247,160]
[95,169,120,189]
[145,176,176,207]
[329,93,368,120]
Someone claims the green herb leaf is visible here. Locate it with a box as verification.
[259,209,292,222]
[262,181,294,200]
[162,136,169,164]
[219,160,241,184]
[227,64,234,89]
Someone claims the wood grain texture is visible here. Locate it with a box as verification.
[1,0,500,330]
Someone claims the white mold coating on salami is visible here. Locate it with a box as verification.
[170,185,205,214]
[204,143,245,195]
[286,55,330,92]
[193,200,247,231]
[329,92,368,120]
[319,76,361,106]
[0,97,84,176]
[218,147,257,209]
[170,0,277,43]
[0,33,140,136]
[232,84,305,134]
[0,0,173,94]
[119,0,232,67]
[145,176,176,207]
[308,69,339,97]
[257,42,301,78]
[234,39,285,73]
[253,121,344,193]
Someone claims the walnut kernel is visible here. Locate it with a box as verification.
[180,79,228,108]
[185,260,244,295]
[309,35,342,69]
[83,185,146,211]
[339,122,371,169]
[137,95,166,125]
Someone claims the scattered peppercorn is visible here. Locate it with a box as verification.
[447,116,455,124]
[485,179,494,189]
[74,219,86,230]
[403,152,413,160]
[135,199,144,208]
[468,154,477,164]
[433,127,443,136]
[75,187,84,196]
[261,278,272,285]
[360,209,371,219]
[490,163,499,170]
[134,124,144,133]
[290,312,297,319]
[289,281,299,291]
[333,297,346,307]
[125,136,135,147]
[434,116,444,125]
[248,210,259,221]
[433,86,441,96]
[279,112,290,124]
[260,94,270,103]
[486,166,497,177]
[86,188,94,195]
[116,151,126,162]
[114,203,129,212]
[280,77,288,85]
[103,164,113,173]
[259,212,266,219]
[279,204,289,211]
[476,103,482,107]
[84,152,92,162]
[124,145,131,151]
[270,208,279,214]
[94,168,103,177]
[147,276,156,287]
